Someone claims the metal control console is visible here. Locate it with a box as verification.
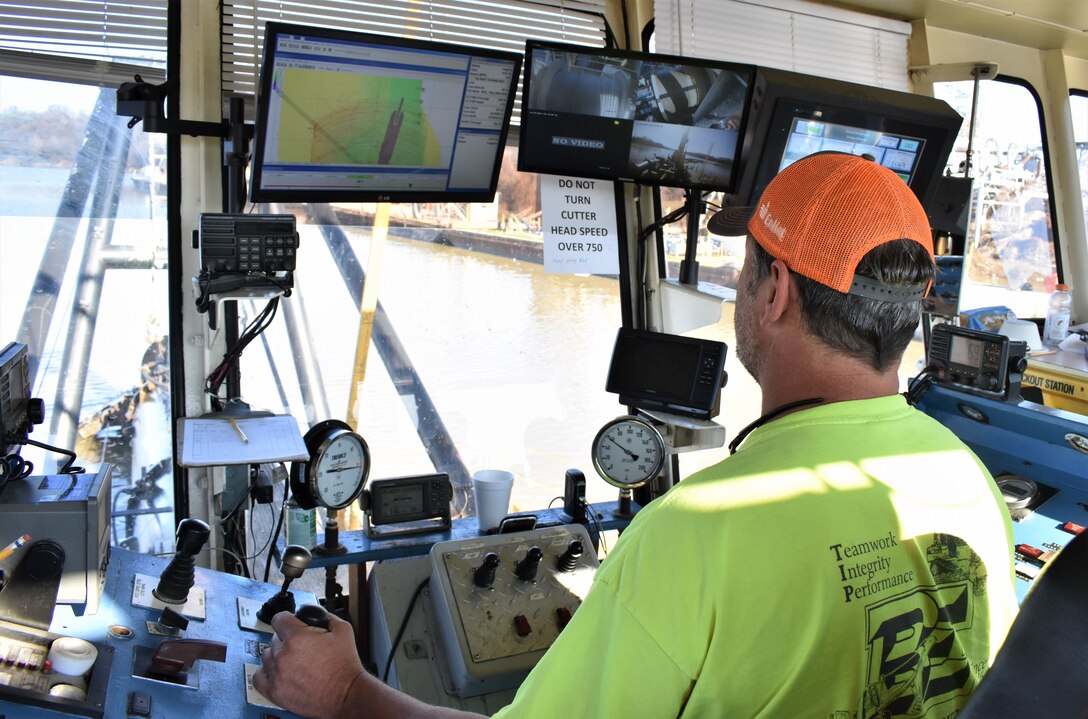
[915,384,1088,602]
[429,524,598,698]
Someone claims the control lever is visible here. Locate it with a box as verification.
[556,540,584,573]
[515,547,543,582]
[154,518,211,605]
[133,638,227,686]
[295,604,330,631]
[256,545,312,624]
[473,553,501,588]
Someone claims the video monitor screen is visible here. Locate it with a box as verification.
[519,41,755,192]
[250,23,522,204]
[732,68,962,213]
[778,118,926,185]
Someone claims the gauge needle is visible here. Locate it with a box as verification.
[328,465,361,473]
[607,436,639,461]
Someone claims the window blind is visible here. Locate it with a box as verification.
[222,0,609,104]
[0,1,168,85]
[654,0,911,91]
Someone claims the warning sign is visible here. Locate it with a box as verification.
[540,175,618,275]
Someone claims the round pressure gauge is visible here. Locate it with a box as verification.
[591,416,666,489]
[290,419,370,510]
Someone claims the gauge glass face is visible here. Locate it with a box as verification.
[592,418,664,488]
[311,430,368,508]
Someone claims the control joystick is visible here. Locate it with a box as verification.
[515,546,543,582]
[473,552,501,588]
[257,545,312,625]
[154,518,211,604]
[556,540,584,573]
[295,604,331,631]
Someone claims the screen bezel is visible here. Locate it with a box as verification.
[250,22,522,204]
[518,40,756,193]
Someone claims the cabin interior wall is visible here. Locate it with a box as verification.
[623,0,656,49]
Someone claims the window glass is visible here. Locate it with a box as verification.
[244,145,626,515]
[0,75,174,554]
[1072,92,1088,245]
[933,78,1057,318]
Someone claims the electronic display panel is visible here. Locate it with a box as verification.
[778,118,926,185]
[731,67,963,214]
[519,41,755,192]
[250,23,522,203]
[605,328,728,419]
[949,335,984,367]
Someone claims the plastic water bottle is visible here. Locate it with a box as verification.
[285,498,316,548]
[1043,283,1073,347]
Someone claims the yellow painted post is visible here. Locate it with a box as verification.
[344,203,389,528]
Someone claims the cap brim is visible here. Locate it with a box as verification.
[707,205,755,236]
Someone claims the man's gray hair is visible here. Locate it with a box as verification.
[745,237,936,372]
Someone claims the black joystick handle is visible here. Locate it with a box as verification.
[473,552,501,588]
[515,546,543,582]
[556,540,584,573]
[154,518,211,604]
[295,604,330,631]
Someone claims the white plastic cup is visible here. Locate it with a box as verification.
[472,470,515,532]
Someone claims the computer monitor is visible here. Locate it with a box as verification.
[731,67,963,212]
[250,23,522,204]
[518,41,755,192]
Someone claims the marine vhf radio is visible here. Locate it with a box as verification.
[926,324,1028,402]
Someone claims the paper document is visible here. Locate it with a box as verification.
[177,415,309,466]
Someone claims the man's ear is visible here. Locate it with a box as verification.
[761,258,793,324]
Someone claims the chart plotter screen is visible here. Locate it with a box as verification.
[250,23,521,203]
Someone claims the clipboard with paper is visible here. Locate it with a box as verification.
[177,415,309,467]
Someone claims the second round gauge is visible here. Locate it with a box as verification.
[591,416,665,488]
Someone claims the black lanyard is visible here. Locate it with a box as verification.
[727,397,824,455]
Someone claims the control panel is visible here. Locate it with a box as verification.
[368,523,599,710]
[915,384,1088,602]
[429,524,598,697]
[0,623,112,717]
[0,547,318,718]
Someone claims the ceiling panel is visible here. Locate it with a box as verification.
[825,0,1088,60]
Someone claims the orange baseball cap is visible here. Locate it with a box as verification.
[708,152,934,302]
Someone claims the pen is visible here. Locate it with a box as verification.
[229,417,250,444]
[0,534,31,562]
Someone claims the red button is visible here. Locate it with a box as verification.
[513,614,531,637]
[556,607,573,630]
[1016,543,1043,559]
